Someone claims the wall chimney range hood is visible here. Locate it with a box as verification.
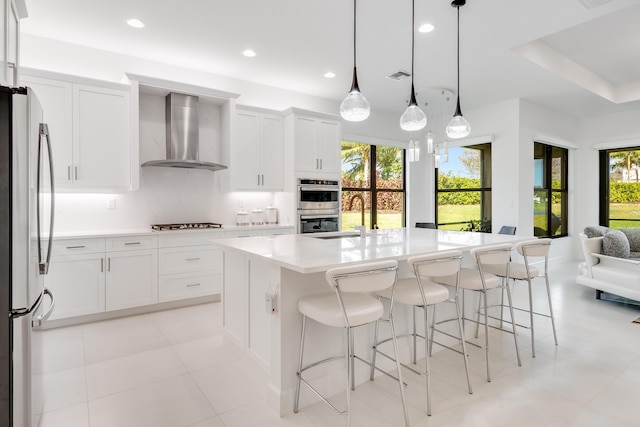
[142,92,227,172]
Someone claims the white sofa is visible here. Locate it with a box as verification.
[577,232,640,302]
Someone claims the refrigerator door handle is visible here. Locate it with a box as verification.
[32,288,55,328]
[9,287,45,319]
[37,123,55,275]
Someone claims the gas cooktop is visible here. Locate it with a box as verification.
[151,222,223,231]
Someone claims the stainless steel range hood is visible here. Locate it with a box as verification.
[141,92,227,172]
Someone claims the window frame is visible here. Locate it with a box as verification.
[435,143,492,231]
[599,146,640,227]
[534,142,568,238]
[341,142,406,229]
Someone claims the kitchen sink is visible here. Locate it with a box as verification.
[310,232,361,239]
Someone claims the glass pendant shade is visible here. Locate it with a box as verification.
[400,85,426,131]
[340,70,370,121]
[400,104,427,131]
[446,113,471,139]
[426,131,434,154]
[407,138,421,162]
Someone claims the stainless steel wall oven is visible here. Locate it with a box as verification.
[297,179,340,233]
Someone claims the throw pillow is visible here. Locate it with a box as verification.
[584,225,609,238]
[602,230,630,258]
[619,228,640,252]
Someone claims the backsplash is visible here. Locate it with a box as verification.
[52,93,290,233]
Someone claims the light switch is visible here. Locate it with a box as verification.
[108,198,116,209]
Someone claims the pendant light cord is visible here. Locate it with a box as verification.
[353,0,357,67]
[456,4,460,101]
[411,0,415,81]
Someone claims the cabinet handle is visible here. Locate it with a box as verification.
[320,159,323,169]
[261,174,264,185]
[257,174,261,185]
[107,257,111,272]
[186,257,201,261]
[66,245,86,249]
[186,283,201,288]
[67,166,71,181]
[74,166,78,180]
[101,258,104,273]
[124,242,141,246]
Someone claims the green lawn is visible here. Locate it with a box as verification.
[609,203,640,228]
[341,205,481,231]
[341,211,402,230]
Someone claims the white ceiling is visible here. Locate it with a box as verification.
[19,0,640,119]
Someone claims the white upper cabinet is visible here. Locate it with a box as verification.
[1,0,25,86]
[232,107,284,191]
[20,71,135,191]
[73,84,131,189]
[288,110,341,177]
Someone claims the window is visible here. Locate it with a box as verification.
[534,142,568,237]
[599,147,640,228]
[436,143,492,231]
[341,141,405,230]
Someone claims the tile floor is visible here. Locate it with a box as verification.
[35,261,640,427]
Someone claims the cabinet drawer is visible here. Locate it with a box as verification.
[159,246,222,275]
[106,235,157,252]
[159,272,221,302]
[158,230,224,248]
[51,238,105,256]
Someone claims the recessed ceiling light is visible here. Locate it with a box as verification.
[419,23,435,33]
[324,72,336,78]
[242,49,256,58]
[126,18,145,29]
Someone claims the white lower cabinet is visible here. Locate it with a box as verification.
[158,232,224,303]
[44,235,158,321]
[45,251,106,321]
[158,245,222,302]
[105,249,158,311]
[44,228,290,322]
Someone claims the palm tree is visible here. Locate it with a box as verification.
[341,141,369,181]
[610,150,640,182]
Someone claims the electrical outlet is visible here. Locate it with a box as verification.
[107,198,116,209]
[265,287,278,314]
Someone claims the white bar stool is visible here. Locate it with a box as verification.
[482,238,558,357]
[293,260,410,427]
[370,250,472,416]
[434,243,522,382]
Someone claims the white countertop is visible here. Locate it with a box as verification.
[213,228,530,274]
[51,224,294,239]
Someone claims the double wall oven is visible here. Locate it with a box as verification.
[297,179,340,233]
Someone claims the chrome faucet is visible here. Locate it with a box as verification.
[347,194,366,228]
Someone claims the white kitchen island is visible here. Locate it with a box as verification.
[213,228,528,416]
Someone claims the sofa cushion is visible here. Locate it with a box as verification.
[619,228,640,252]
[602,230,630,258]
[584,226,609,238]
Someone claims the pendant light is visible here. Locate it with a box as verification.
[399,0,427,131]
[340,0,370,122]
[446,0,471,139]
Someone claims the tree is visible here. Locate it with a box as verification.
[376,146,402,180]
[459,148,481,178]
[341,141,369,181]
[341,142,402,181]
[610,150,640,182]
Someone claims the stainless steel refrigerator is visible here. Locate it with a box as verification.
[0,85,56,426]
